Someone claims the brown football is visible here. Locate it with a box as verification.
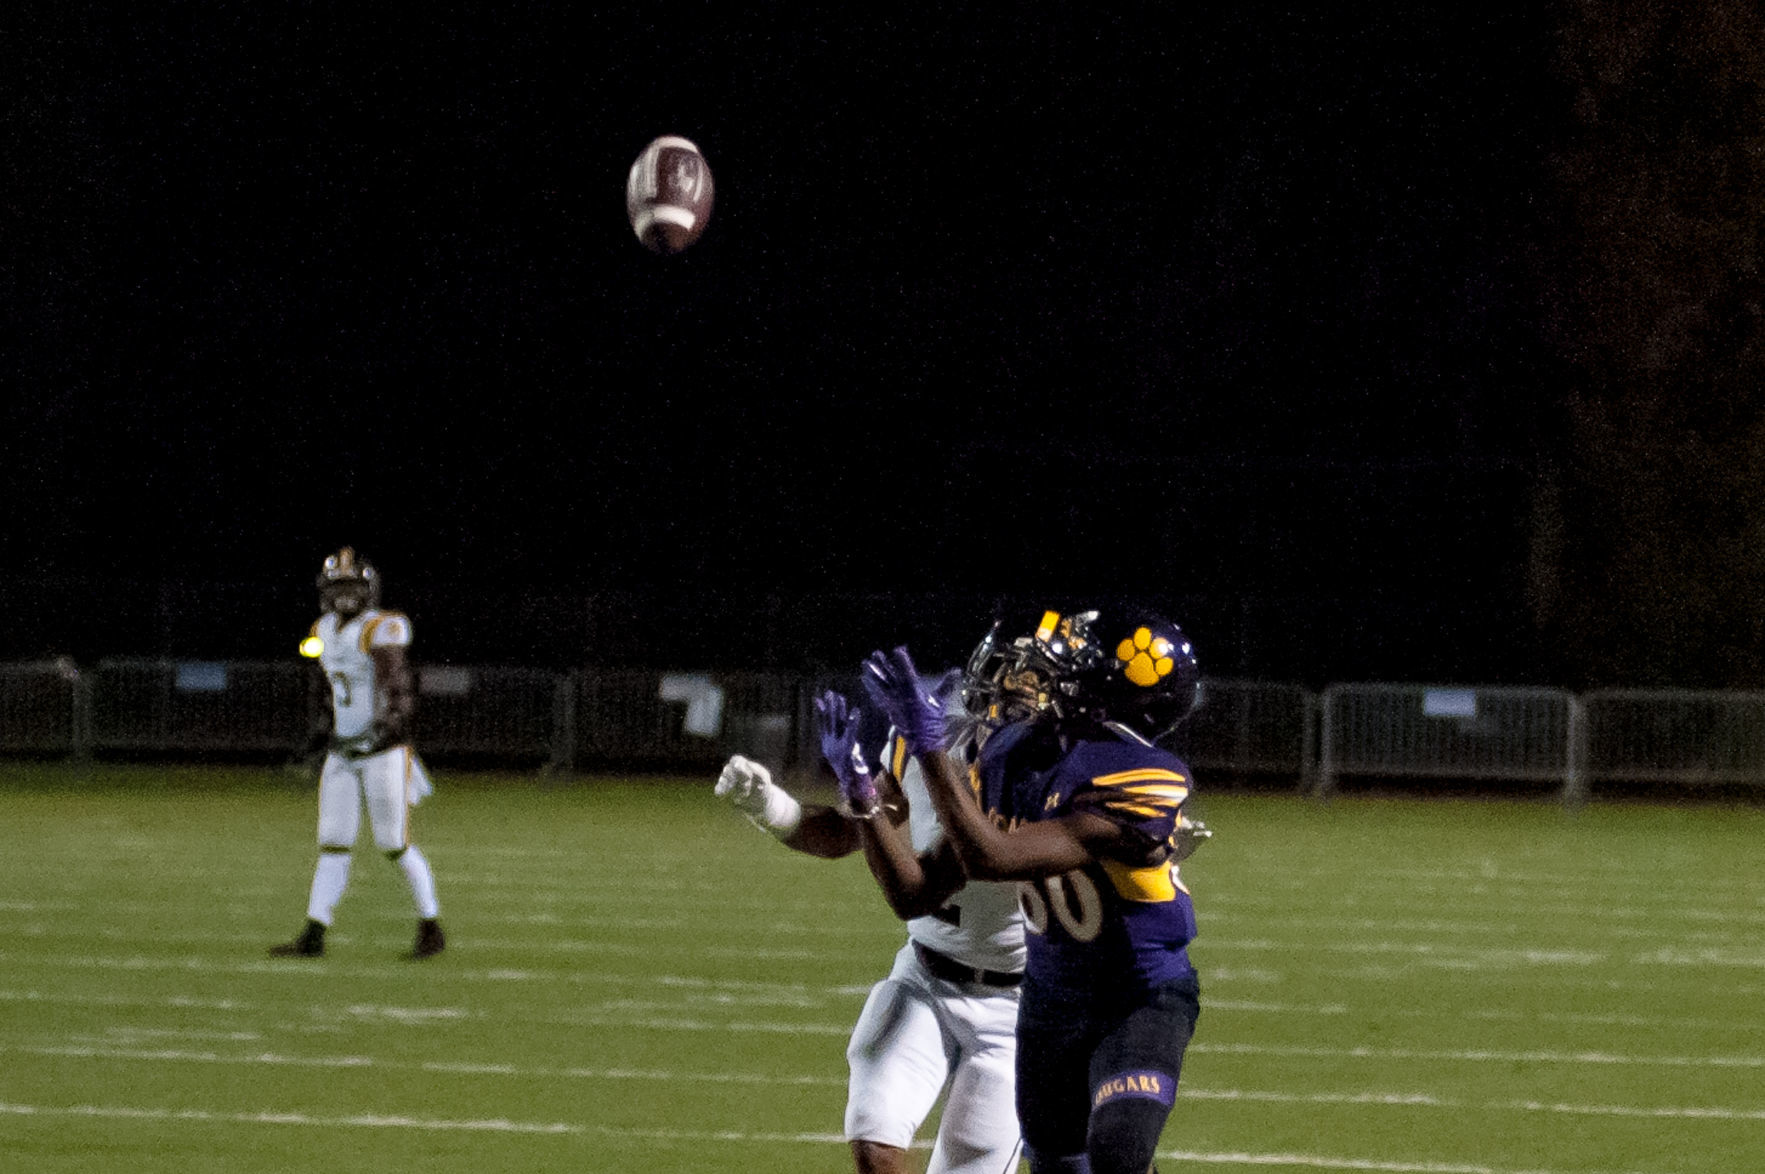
[626,135,715,255]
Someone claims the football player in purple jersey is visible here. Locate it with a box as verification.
[861,608,1210,1174]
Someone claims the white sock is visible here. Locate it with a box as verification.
[307,851,352,926]
[398,844,441,919]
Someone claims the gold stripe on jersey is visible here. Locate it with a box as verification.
[1090,769,1189,811]
[1112,784,1192,818]
[1101,857,1181,902]
[889,735,908,784]
[358,610,410,652]
[1092,767,1189,789]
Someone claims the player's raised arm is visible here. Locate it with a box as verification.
[815,690,964,919]
[713,754,861,859]
[862,645,1126,880]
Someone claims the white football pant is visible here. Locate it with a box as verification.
[845,941,1023,1174]
[317,745,421,852]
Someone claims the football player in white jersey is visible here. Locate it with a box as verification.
[714,674,1025,1174]
[269,548,445,960]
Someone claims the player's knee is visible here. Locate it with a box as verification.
[849,1139,911,1174]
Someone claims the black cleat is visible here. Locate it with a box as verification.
[269,919,326,958]
[406,917,445,960]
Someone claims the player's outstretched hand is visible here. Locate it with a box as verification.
[714,754,804,838]
[860,646,948,755]
[814,690,879,818]
[715,754,776,818]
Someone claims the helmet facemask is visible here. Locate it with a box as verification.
[316,548,380,619]
[962,610,1101,730]
[963,608,1200,742]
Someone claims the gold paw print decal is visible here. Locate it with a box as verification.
[1116,627,1176,687]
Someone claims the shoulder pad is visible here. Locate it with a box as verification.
[359,611,413,650]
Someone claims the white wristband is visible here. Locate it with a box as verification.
[754,782,803,839]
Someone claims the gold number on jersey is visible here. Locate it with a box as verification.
[1018,870,1104,942]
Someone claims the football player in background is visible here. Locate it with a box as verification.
[861,609,1209,1174]
[269,548,445,960]
[713,670,1025,1174]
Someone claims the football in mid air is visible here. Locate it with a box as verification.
[626,135,714,255]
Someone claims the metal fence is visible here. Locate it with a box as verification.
[0,661,84,755]
[4,659,1765,803]
[90,659,310,755]
[1173,679,1316,780]
[1316,683,1581,800]
[1580,689,1765,788]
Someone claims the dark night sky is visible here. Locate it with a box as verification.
[5,5,1561,678]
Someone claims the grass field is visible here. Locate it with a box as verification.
[0,763,1760,1174]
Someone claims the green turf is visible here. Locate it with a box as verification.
[0,764,1760,1173]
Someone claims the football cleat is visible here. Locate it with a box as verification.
[406,918,445,960]
[268,919,326,958]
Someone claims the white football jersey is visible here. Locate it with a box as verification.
[880,734,1026,975]
[309,609,412,738]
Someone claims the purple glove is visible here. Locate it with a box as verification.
[860,646,948,755]
[814,689,879,818]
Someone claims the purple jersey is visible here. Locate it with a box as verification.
[974,719,1199,999]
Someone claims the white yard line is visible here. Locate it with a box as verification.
[6,945,1762,1047]
[1194,1041,1765,1068]
[1153,1148,1684,1174]
[0,1102,1693,1173]
[7,1040,1758,1121]
[0,1101,579,1134]
[0,988,249,1011]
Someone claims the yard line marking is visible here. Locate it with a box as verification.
[1182,1088,1764,1121]
[1503,1099,1765,1122]
[421,1060,843,1087]
[11,1040,1759,1122]
[1288,964,1765,999]
[1153,1148,1682,1174]
[1199,913,1754,949]
[1458,1007,1762,1033]
[70,1027,263,1043]
[1198,998,1757,1035]
[0,1101,578,1134]
[1194,1041,1765,1069]
[4,951,1758,1032]
[0,989,250,1012]
[0,951,849,990]
[1198,954,1765,997]
[1200,939,1611,965]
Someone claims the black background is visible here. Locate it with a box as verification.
[7,5,1563,681]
